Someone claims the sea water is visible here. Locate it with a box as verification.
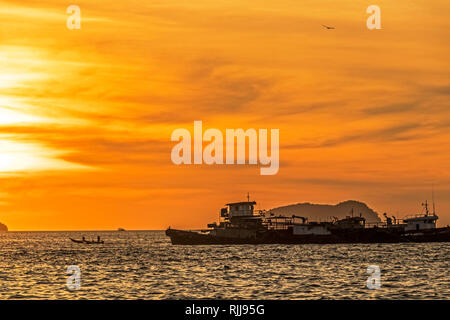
[0,231,448,299]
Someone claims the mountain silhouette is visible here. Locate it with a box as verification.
[269,200,381,223]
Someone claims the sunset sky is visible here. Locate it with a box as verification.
[1,0,449,230]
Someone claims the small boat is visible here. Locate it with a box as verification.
[117,228,126,232]
[70,238,104,244]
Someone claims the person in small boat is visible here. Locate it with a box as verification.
[97,236,101,243]
[82,236,86,242]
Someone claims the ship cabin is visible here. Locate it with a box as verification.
[403,201,439,232]
[403,215,438,232]
[224,201,257,217]
[334,216,366,229]
[219,201,263,229]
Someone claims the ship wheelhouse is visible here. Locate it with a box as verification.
[223,201,264,228]
[403,200,439,232]
[403,215,438,231]
[224,201,257,217]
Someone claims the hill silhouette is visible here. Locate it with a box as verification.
[0,222,7,232]
[269,200,381,223]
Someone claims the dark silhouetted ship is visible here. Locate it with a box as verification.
[166,196,450,245]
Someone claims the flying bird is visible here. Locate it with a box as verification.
[322,24,335,30]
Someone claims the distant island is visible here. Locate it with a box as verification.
[269,200,382,223]
[0,222,7,232]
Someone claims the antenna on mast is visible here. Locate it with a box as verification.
[432,184,436,215]
[422,200,429,216]
[247,192,250,202]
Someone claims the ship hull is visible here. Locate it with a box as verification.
[166,227,450,245]
[401,227,450,243]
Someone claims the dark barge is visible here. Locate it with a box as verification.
[166,198,450,245]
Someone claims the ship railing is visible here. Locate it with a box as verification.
[402,213,437,220]
[364,222,405,228]
[267,225,290,231]
[262,220,292,230]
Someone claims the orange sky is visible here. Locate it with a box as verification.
[1,0,450,230]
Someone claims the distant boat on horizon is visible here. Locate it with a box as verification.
[117,228,126,231]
